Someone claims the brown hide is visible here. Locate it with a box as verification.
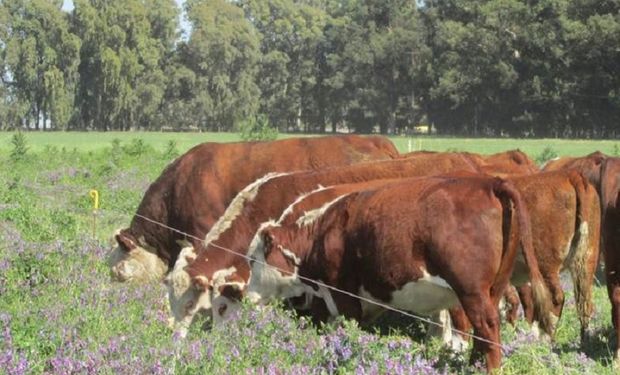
[114,135,397,270]
[186,153,483,290]
[400,149,538,177]
[510,170,601,340]
[253,175,552,371]
[542,152,620,358]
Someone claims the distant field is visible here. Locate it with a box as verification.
[1,131,619,157]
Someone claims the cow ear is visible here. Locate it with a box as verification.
[261,229,275,255]
[115,230,137,252]
[192,275,211,292]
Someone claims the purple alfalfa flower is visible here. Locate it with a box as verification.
[0,350,13,369]
[12,353,29,375]
[266,363,279,375]
[574,351,594,367]
[0,260,9,272]
[410,355,439,375]
[151,360,166,375]
[188,340,201,361]
[356,361,380,375]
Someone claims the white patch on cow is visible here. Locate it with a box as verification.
[204,172,289,245]
[107,231,167,283]
[360,269,458,316]
[539,156,561,170]
[276,185,328,224]
[280,247,301,266]
[246,221,279,258]
[499,296,507,321]
[211,267,238,290]
[212,295,240,325]
[247,236,314,304]
[165,245,212,338]
[563,221,588,270]
[316,283,339,317]
[359,286,385,322]
[427,310,469,352]
[295,194,349,227]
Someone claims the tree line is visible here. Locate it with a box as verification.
[0,0,618,137]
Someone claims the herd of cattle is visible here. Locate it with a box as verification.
[105,135,620,371]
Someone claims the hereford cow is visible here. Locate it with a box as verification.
[543,151,620,361]
[400,149,539,177]
[211,178,409,324]
[246,175,554,371]
[167,152,484,336]
[450,170,601,345]
[107,135,398,282]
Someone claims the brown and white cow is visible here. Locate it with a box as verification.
[246,175,554,371]
[543,151,620,361]
[167,153,484,336]
[107,135,398,282]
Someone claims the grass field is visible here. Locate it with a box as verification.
[0,132,618,374]
[1,131,619,157]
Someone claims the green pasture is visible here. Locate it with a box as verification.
[1,131,619,157]
[0,132,619,373]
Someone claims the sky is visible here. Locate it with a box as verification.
[61,0,190,36]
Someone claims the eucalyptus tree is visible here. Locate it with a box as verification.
[2,0,80,130]
[180,0,261,131]
[72,0,178,130]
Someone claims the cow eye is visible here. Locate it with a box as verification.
[218,303,227,316]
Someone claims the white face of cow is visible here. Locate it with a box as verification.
[246,228,309,305]
[107,230,167,282]
[165,246,212,338]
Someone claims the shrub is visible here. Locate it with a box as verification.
[163,140,179,160]
[123,138,151,157]
[238,115,278,142]
[535,146,558,165]
[10,131,29,161]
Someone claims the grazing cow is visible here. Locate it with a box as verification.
[511,170,600,341]
[107,135,398,282]
[544,152,620,361]
[168,152,483,336]
[450,170,601,344]
[400,149,539,177]
[246,175,554,371]
[467,149,539,176]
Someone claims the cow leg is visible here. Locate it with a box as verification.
[502,285,520,325]
[446,306,471,352]
[570,258,597,345]
[546,272,564,330]
[460,294,501,371]
[606,272,620,362]
[309,297,331,326]
[516,284,534,325]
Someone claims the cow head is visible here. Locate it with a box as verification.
[107,229,167,282]
[164,245,212,338]
[246,225,310,305]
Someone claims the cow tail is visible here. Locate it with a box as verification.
[492,178,555,337]
[567,171,598,335]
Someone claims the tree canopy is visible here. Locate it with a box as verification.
[0,0,618,137]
